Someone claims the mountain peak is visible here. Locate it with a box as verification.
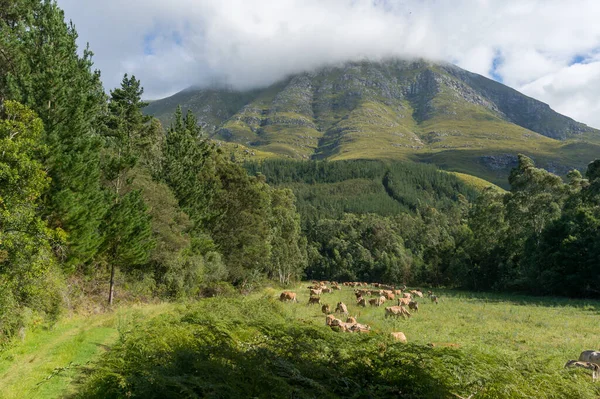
[145,59,600,186]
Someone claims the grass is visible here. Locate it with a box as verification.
[0,303,178,399]
[62,284,600,398]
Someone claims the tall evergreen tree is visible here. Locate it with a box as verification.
[0,0,107,268]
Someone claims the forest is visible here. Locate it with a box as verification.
[1,0,600,350]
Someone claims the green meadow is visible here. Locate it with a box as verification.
[3,285,600,398]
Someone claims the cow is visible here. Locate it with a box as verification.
[385,305,411,319]
[321,287,332,294]
[308,296,321,305]
[397,297,411,306]
[349,322,371,333]
[335,302,349,315]
[326,314,336,326]
[390,332,407,343]
[382,290,395,300]
[394,289,403,296]
[279,291,297,302]
[408,301,419,312]
[410,290,424,298]
[321,304,330,314]
[579,351,600,366]
[369,298,378,307]
[332,285,342,290]
[310,288,322,296]
[329,318,351,332]
[565,360,600,381]
[357,297,367,307]
[402,293,412,299]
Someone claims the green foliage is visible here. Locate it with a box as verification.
[0,0,107,266]
[245,159,478,226]
[76,295,600,399]
[0,100,64,342]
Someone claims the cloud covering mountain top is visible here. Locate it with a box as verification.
[57,0,600,128]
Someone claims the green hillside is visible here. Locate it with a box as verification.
[146,59,600,187]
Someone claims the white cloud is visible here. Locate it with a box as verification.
[56,0,600,128]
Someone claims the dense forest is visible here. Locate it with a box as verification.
[1,0,600,349]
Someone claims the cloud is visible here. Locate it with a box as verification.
[56,0,600,128]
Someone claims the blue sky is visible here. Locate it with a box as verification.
[57,0,600,128]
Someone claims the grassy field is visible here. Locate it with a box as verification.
[0,303,178,399]
[3,285,600,398]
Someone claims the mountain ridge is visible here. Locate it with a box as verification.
[145,58,600,186]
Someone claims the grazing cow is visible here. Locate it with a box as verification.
[579,351,600,366]
[382,290,395,300]
[357,297,367,307]
[390,332,407,343]
[279,291,297,302]
[369,298,378,307]
[565,360,600,381]
[321,304,330,314]
[329,318,351,332]
[336,302,349,315]
[397,297,411,306]
[346,316,357,324]
[430,294,439,304]
[326,314,336,326]
[310,288,322,296]
[308,296,321,305]
[385,306,411,319]
[349,323,371,333]
[408,301,419,312]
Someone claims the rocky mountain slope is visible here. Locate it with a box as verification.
[145,59,600,186]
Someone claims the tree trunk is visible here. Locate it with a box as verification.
[108,263,116,305]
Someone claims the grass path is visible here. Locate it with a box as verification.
[0,302,177,399]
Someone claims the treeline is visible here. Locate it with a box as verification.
[0,0,305,342]
[247,157,600,298]
[244,159,478,225]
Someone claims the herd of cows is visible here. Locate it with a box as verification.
[279,281,600,382]
[279,280,441,344]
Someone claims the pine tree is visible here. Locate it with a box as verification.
[0,0,107,268]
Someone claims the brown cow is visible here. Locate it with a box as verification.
[326,314,336,326]
[397,297,410,306]
[335,302,349,315]
[349,323,371,333]
[357,297,367,307]
[279,291,297,302]
[390,332,407,343]
[308,296,321,305]
[321,304,330,314]
[394,289,403,296]
[385,305,411,319]
[408,301,419,312]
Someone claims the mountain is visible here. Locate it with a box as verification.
[145,59,600,187]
